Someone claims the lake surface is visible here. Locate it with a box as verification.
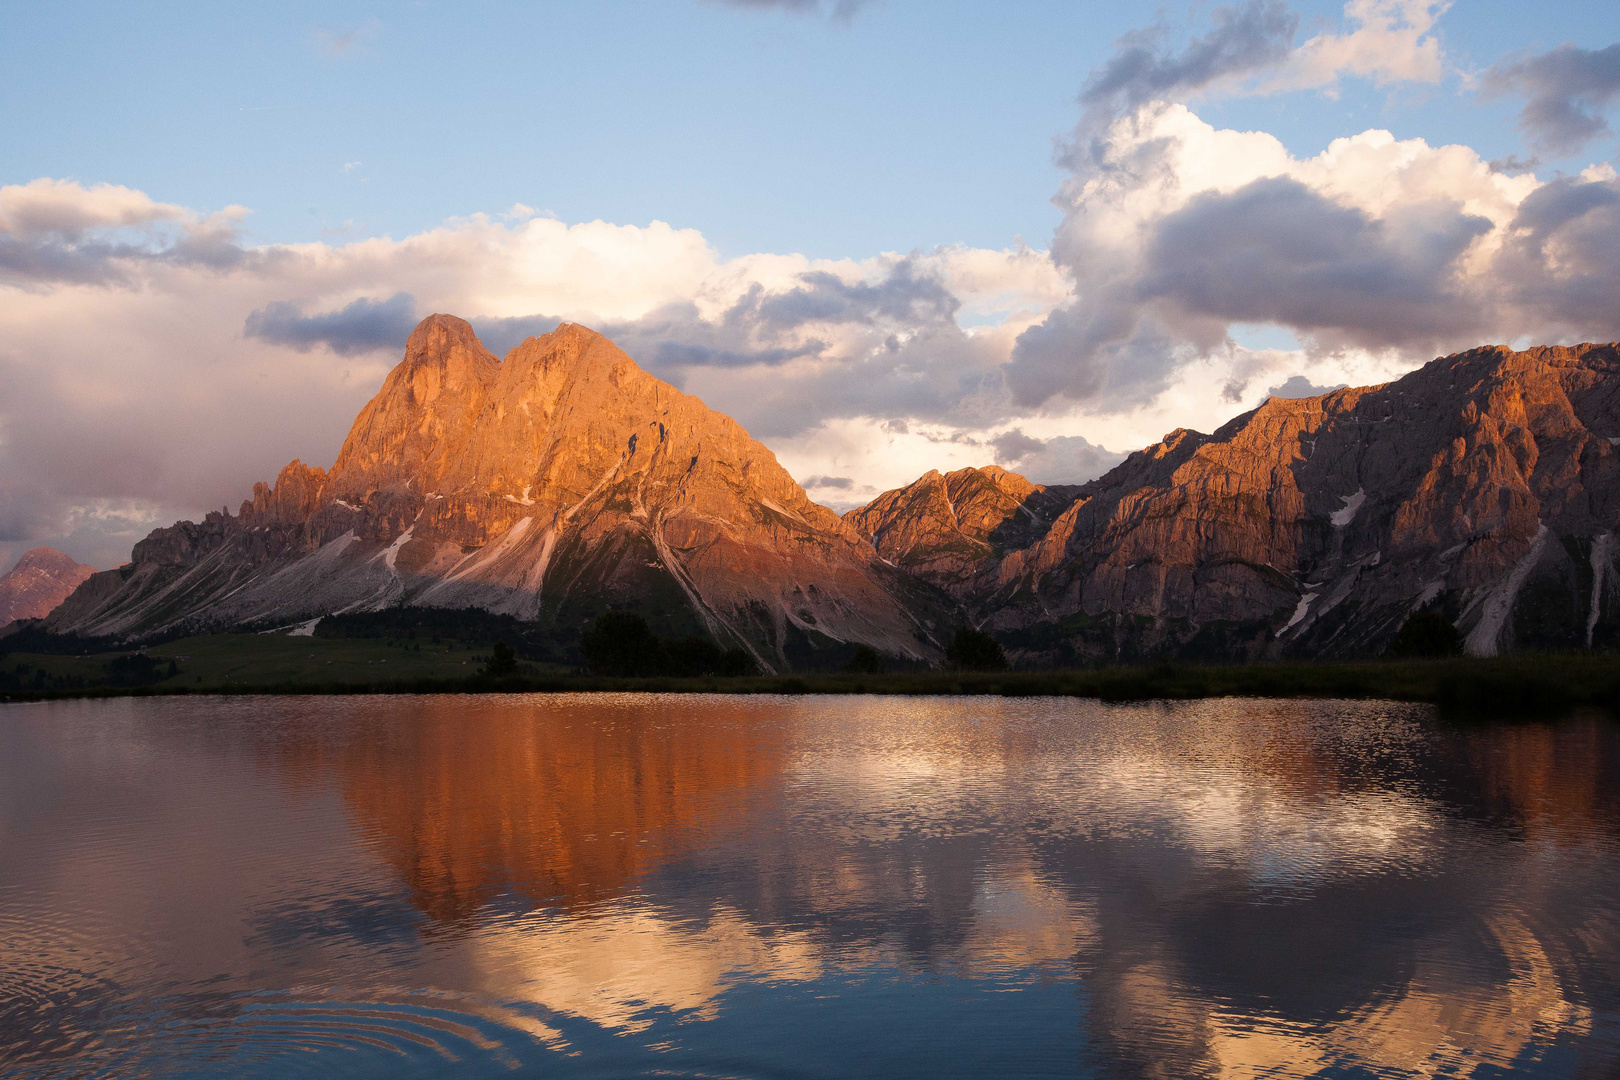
[2,694,1618,1078]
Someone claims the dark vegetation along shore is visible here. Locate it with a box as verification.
[2,607,1617,720]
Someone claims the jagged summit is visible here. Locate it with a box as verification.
[44,324,1620,666]
[48,316,948,670]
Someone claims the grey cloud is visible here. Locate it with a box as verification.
[707,0,874,20]
[457,261,1008,440]
[1484,42,1620,156]
[244,292,419,356]
[1076,1,1296,136]
[803,475,854,490]
[1006,301,1182,409]
[1266,375,1347,399]
[1488,153,1540,175]
[0,219,255,289]
[1495,175,1620,336]
[990,429,1046,463]
[1139,177,1491,346]
[0,237,141,288]
[1008,164,1620,413]
[1507,172,1620,235]
[1006,169,1506,411]
[992,430,1125,486]
[469,315,564,357]
[751,268,959,328]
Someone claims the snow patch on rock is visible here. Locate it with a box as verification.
[1330,488,1365,527]
[1588,532,1612,647]
[1465,525,1549,657]
[1282,592,1318,633]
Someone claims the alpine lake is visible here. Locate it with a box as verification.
[3,692,1618,1078]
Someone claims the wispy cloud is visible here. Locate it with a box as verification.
[705,0,875,24]
[310,20,381,59]
[1484,42,1620,156]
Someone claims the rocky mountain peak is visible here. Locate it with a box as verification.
[0,547,96,628]
[845,465,1080,590]
[328,315,500,497]
[10,547,85,575]
[48,316,947,668]
[58,313,1620,667]
[241,460,328,526]
[403,313,498,372]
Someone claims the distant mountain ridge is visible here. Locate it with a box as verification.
[42,321,1620,666]
[843,342,1620,663]
[47,316,949,670]
[0,548,96,629]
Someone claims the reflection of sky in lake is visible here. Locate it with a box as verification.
[2,694,1617,1077]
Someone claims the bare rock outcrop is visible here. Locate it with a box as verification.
[49,320,1620,666]
[851,343,1620,663]
[48,316,949,669]
[843,466,1080,592]
[0,548,96,629]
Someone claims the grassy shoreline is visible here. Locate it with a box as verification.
[5,652,1619,718]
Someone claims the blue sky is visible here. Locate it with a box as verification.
[3,0,1620,568]
[5,1,1614,259]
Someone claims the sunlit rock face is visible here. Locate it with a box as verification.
[0,547,95,629]
[843,466,1081,593]
[850,343,1620,662]
[46,328,1620,664]
[46,316,950,669]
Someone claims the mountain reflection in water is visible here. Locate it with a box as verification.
[1,694,1617,1078]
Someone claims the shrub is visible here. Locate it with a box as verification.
[1389,611,1462,658]
[844,644,884,674]
[662,636,725,677]
[579,611,663,676]
[945,626,1008,671]
[718,647,759,677]
[105,653,165,687]
[483,641,518,678]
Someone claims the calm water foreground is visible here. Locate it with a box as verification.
[2,695,1618,1078]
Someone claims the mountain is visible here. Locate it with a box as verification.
[0,548,97,630]
[842,466,1080,591]
[46,322,1620,667]
[46,316,949,670]
[845,343,1620,663]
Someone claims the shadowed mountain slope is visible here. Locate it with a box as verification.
[47,317,950,670]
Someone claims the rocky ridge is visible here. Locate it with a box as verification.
[0,548,97,630]
[844,342,1620,663]
[44,324,1620,666]
[842,466,1080,591]
[47,317,948,670]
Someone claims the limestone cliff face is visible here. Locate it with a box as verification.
[51,323,1620,664]
[0,547,96,629]
[853,343,1620,662]
[48,317,949,668]
[843,467,1080,591]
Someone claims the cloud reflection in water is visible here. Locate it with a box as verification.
[1,693,1616,1077]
